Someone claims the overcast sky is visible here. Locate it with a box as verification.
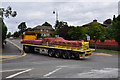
[1,0,119,33]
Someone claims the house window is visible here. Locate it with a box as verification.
[47,34,49,36]
[46,30,48,32]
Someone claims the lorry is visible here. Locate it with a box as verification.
[21,31,95,59]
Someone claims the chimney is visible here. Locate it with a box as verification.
[93,19,97,22]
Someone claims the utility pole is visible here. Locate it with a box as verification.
[0,8,3,49]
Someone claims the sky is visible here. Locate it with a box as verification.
[1,0,120,34]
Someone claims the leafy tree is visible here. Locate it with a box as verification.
[1,6,17,18]
[36,32,41,39]
[52,29,59,37]
[54,20,59,30]
[113,15,116,21]
[13,31,20,37]
[103,19,112,24]
[42,22,52,26]
[87,22,105,50]
[7,32,12,38]
[2,21,7,46]
[58,26,71,40]
[0,6,17,47]
[105,27,115,40]
[54,20,68,30]
[112,15,120,46]
[18,22,27,39]
[68,26,86,40]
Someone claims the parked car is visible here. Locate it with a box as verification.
[9,37,13,40]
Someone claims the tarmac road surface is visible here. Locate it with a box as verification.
[1,39,119,79]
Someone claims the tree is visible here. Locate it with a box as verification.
[112,15,120,46]
[0,6,17,18]
[113,15,116,21]
[87,22,105,50]
[54,20,68,30]
[103,19,112,24]
[2,21,7,46]
[7,32,12,38]
[42,22,52,26]
[18,22,27,39]
[58,26,72,40]
[36,32,41,39]
[105,27,115,40]
[68,26,86,40]
[13,31,20,38]
[0,6,17,47]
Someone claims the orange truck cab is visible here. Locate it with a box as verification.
[23,31,37,40]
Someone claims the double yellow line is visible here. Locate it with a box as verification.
[0,40,27,61]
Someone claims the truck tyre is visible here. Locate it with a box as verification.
[29,46,34,53]
[62,51,71,59]
[75,53,80,60]
[48,49,54,57]
[23,45,29,53]
[55,50,61,58]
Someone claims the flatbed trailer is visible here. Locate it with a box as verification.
[21,31,95,59]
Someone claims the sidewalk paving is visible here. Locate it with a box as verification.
[1,41,22,61]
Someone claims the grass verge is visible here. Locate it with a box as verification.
[95,49,120,54]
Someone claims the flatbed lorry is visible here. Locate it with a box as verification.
[21,31,95,59]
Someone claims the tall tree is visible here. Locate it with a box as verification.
[7,32,12,38]
[0,6,17,18]
[58,26,72,40]
[103,19,112,24]
[18,22,27,39]
[87,22,105,50]
[112,15,120,46]
[113,15,116,21]
[13,31,20,38]
[54,20,68,30]
[68,26,86,40]
[2,21,7,46]
[0,6,17,47]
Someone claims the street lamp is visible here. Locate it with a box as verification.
[53,9,58,21]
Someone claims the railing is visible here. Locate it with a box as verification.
[89,40,119,51]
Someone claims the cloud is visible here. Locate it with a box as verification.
[2,2,118,33]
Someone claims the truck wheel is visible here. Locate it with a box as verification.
[48,49,54,57]
[55,50,61,58]
[75,53,80,60]
[67,52,72,59]
[62,51,71,59]
[23,45,29,53]
[29,46,34,53]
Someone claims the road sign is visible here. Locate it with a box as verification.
[87,35,90,41]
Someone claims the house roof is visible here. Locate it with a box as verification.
[32,25,54,30]
[82,20,107,27]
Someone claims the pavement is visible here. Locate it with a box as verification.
[1,39,119,79]
[1,40,23,62]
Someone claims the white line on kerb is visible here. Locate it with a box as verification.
[6,69,32,79]
[43,68,62,77]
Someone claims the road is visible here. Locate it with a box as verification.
[1,39,119,79]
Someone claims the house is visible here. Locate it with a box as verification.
[31,25,54,37]
[82,20,107,27]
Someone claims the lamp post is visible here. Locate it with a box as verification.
[53,9,59,30]
[53,9,58,21]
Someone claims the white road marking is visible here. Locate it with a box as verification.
[43,68,62,77]
[76,68,118,78]
[0,68,28,72]
[6,69,32,79]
